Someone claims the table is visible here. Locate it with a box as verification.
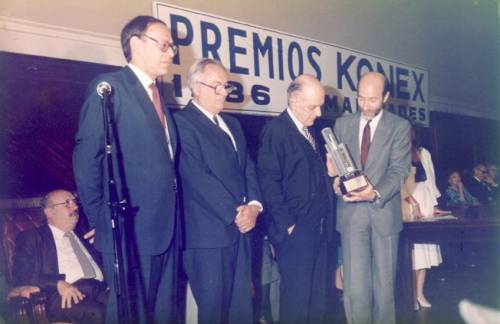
[398,206,500,313]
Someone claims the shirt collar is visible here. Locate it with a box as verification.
[192,100,217,121]
[361,109,383,124]
[48,223,73,240]
[128,63,155,89]
[286,107,306,132]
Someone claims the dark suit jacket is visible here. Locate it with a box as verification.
[12,224,102,291]
[73,66,178,255]
[257,111,335,245]
[174,101,262,249]
[464,176,495,204]
[334,110,411,236]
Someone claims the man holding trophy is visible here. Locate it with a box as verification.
[326,72,411,324]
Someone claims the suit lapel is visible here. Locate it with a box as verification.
[346,113,362,169]
[41,225,59,275]
[185,102,242,201]
[365,110,390,172]
[122,67,172,158]
[220,114,243,167]
[282,111,317,154]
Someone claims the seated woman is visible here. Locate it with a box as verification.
[445,171,479,207]
[401,126,449,310]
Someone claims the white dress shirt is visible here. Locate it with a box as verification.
[287,107,312,140]
[128,63,174,159]
[48,224,103,284]
[358,109,383,151]
[191,100,263,212]
[192,100,237,150]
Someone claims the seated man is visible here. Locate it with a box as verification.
[464,164,496,204]
[12,189,108,324]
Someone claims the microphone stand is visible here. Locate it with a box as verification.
[99,87,131,324]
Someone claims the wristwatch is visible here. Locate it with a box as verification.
[373,189,381,202]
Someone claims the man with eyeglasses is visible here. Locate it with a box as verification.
[73,15,180,323]
[332,72,411,324]
[464,163,497,204]
[174,58,262,324]
[12,190,107,324]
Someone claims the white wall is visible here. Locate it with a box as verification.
[1,0,498,120]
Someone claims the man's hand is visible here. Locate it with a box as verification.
[333,177,342,196]
[83,228,95,244]
[235,204,260,234]
[326,153,338,177]
[57,280,85,309]
[7,286,40,300]
[412,203,423,219]
[343,182,377,202]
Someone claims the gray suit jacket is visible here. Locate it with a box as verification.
[334,110,411,236]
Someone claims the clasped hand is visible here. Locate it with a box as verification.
[234,204,260,234]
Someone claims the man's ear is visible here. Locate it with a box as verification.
[129,35,142,59]
[382,91,390,104]
[191,82,201,99]
[289,93,298,107]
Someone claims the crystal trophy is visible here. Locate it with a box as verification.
[322,127,369,195]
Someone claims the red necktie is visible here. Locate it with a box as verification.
[360,120,371,170]
[149,82,166,128]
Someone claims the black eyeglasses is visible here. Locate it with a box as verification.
[49,197,79,208]
[138,34,178,55]
[197,81,236,94]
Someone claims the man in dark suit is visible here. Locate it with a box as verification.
[13,190,108,323]
[257,74,335,324]
[73,15,179,323]
[464,163,496,204]
[333,72,411,324]
[174,58,262,324]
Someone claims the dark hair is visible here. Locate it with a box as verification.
[447,169,460,179]
[121,15,166,62]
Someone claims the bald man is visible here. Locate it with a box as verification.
[333,72,411,324]
[258,74,335,323]
[13,190,107,324]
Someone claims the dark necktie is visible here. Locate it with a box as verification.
[213,115,236,152]
[360,120,371,170]
[149,82,166,128]
[302,126,316,150]
[65,232,96,279]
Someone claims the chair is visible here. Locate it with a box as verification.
[0,196,50,324]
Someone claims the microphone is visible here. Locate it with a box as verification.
[96,81,112,98]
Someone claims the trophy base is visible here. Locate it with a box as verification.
[340,171,369,195]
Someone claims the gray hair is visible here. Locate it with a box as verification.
[187,58,227,93]
[286,78,303,104]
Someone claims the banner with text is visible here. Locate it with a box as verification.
[154,2,429,126]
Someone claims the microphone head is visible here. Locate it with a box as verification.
[96,81,112,97]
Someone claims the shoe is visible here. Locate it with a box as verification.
[414,302,420,311]
[417,295,432,308]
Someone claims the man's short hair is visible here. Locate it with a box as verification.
[121,15,166,62]
[39,192,52,210]
[473,163,486,170]
[187,58,227,92]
